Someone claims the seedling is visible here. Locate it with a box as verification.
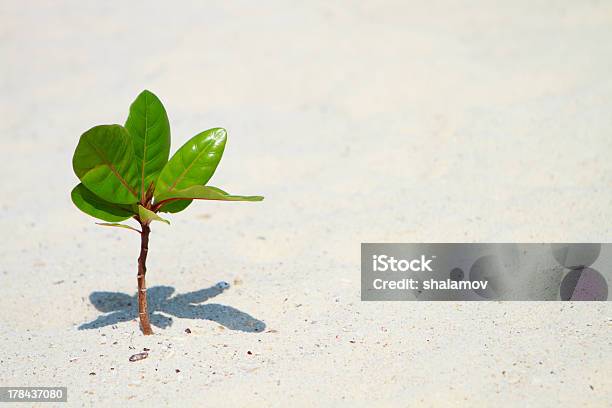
[71,90,263,335]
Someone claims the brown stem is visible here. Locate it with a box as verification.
[137,223,153,335]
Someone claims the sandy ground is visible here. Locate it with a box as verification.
[1,1,611,406]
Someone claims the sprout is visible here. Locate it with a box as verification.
[71,90,263,335]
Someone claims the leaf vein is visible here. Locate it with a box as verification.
[86,136,138,198]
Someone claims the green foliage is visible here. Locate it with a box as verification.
[156,185,264,203]
[72,125,140,204]
[154,128,226,196]
[154,128,226,213]
[71,90,263,226]
[138,205,170,225]
[125,90,171,201]
[71,183,135,222]
[96,223,141,233]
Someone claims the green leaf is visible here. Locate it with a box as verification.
[138,205,170,225]
[156,185,264,203]
[153,128,227,211]
[96,222,141,233]
[125,90,171,201]
[72,125,140,204]
[158,200,191,214]
[71,183,136,222]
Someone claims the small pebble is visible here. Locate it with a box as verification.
[185,328,191,334]
[129,352,148,362]
[247,351,253,355]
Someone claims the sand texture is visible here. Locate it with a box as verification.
[0,1,611,406]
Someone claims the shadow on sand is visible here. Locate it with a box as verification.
[78,284,265,333]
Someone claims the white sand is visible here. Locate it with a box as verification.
[1,1,611,406]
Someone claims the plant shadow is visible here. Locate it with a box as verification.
[78,283,266,333]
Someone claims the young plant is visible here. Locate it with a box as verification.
[71,90,263,335]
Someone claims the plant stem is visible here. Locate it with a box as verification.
[137,223,153,335]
